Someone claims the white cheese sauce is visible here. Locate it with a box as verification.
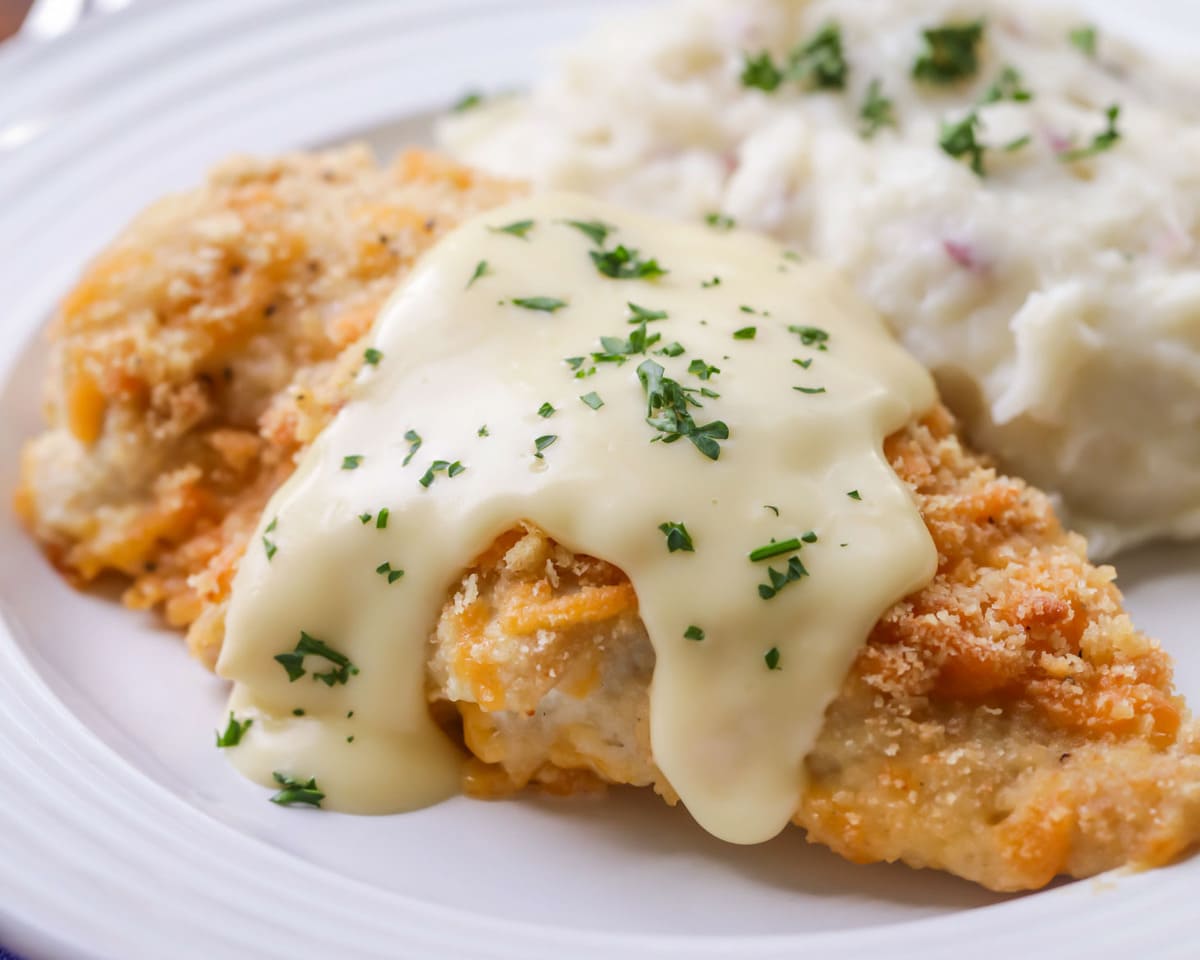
[217,193,936,843]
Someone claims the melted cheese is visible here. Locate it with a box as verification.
[216,192,937,843]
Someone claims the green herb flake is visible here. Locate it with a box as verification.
[788,325,830,350]
[684,625,705,642]
[764,504,780,516]
[590,245,667,281]
[292,708,305,716]
[537,402,557,419]
[489,219,535,239]
[687,359,720,381]
[1059,104,1121,163]
[452,90,484,113]
[638,359,729,460]
[262,520,278,561]
[376,561,405,584]
[939,110,986,176]
[363,347,383,366]
[980,65,1033,105]
[705,212,736,231]
[793,385,827,394]
[1004,134,1032,152]
[580,392,604,410]
[912,20,986,85]
[801,530,818,543]
[402,429,422,467]
[749,537,804,562]
[741,51,784,92]
[477,424,489,437]
[701,276,722,289]
[358,512,372,525]
[1069,24,1097,57]
[860,78,896,138]
[215,712,252,748]
[764,647,782,670]
[658,521,696,553]
[269,771,325,808]
[658,342,685,357]
[733,326,757,340]
[757,556,808,600]
[347,736,355,744]
[628,302,668,323]
[787,23,849,91]
[848,489,862,500]
[793,357,814,369]
[419,460,465,488]
[341,455,364,471]
[562,219,613,246]
[274,631,359,686]
[512,296,568,313]
[466,260,490,289]
[533,435,558,459]
[375,508,389,530]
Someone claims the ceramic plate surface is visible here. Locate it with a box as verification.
[2,1,1199,957]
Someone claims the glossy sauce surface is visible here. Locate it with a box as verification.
[217,193,937,842]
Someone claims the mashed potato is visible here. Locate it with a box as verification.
[440,0,1200,555]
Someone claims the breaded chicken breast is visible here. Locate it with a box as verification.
[16,147,1200,891]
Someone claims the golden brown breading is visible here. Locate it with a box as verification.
[15,145,522,664]
[428,409,1200,891]
[16,149,1200,891]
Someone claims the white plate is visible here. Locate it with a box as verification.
[1,2,1199,958]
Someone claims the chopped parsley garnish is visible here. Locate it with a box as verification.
[274,631,359,686]
[912,20,985,85]
[466,260,489,289]
[347,736,355,744]
[749,537,804,562]
[701,276,722,288]
[537,402,557,418]
[705,212,736,231]
[939,110,986,176]
[363,347,383,366]
[764,504,780,516]
[757,556,808,600]
[376,508,389,530]
[590,245,667,280]
[764,647,782,670]
[1069,25,1097,57]
[741,51,783,92]
[358,512,372,525]
[1004,134,1032,152]
[658,521,695,553]
[512,296,568,313]
[375,561,404,584]
[262,517,278,561]
[980,65,1032,104]
[270,772,325,808]
[592,321,661,363]
[788,325,830,350]
[628,302,668,323]
[787,23,848,90]
[402,429,422,467]
[658,342,685,357]
[489,219,535,239]
[477,424,489,437]
[1059,104,1121,162]
[452,90,484,112]
[794,385,827,394]
[638,360,728,460]
[533,435,557,459]
[580,391,604,410]
[793,357,814,369]
[859,78,896,138]
[684,625,705,641]
[688,359,720,380]
[215,712,252,748]
[292,708,305,716]
[848,489,862,500]
[419,460,465,488]
[341,455,363,470]
[732,326,757,340]
[562,219,612,246]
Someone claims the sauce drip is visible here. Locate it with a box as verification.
[217,193,937,843]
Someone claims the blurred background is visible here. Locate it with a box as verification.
[0,0,33,39]
[1,0,135,42]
